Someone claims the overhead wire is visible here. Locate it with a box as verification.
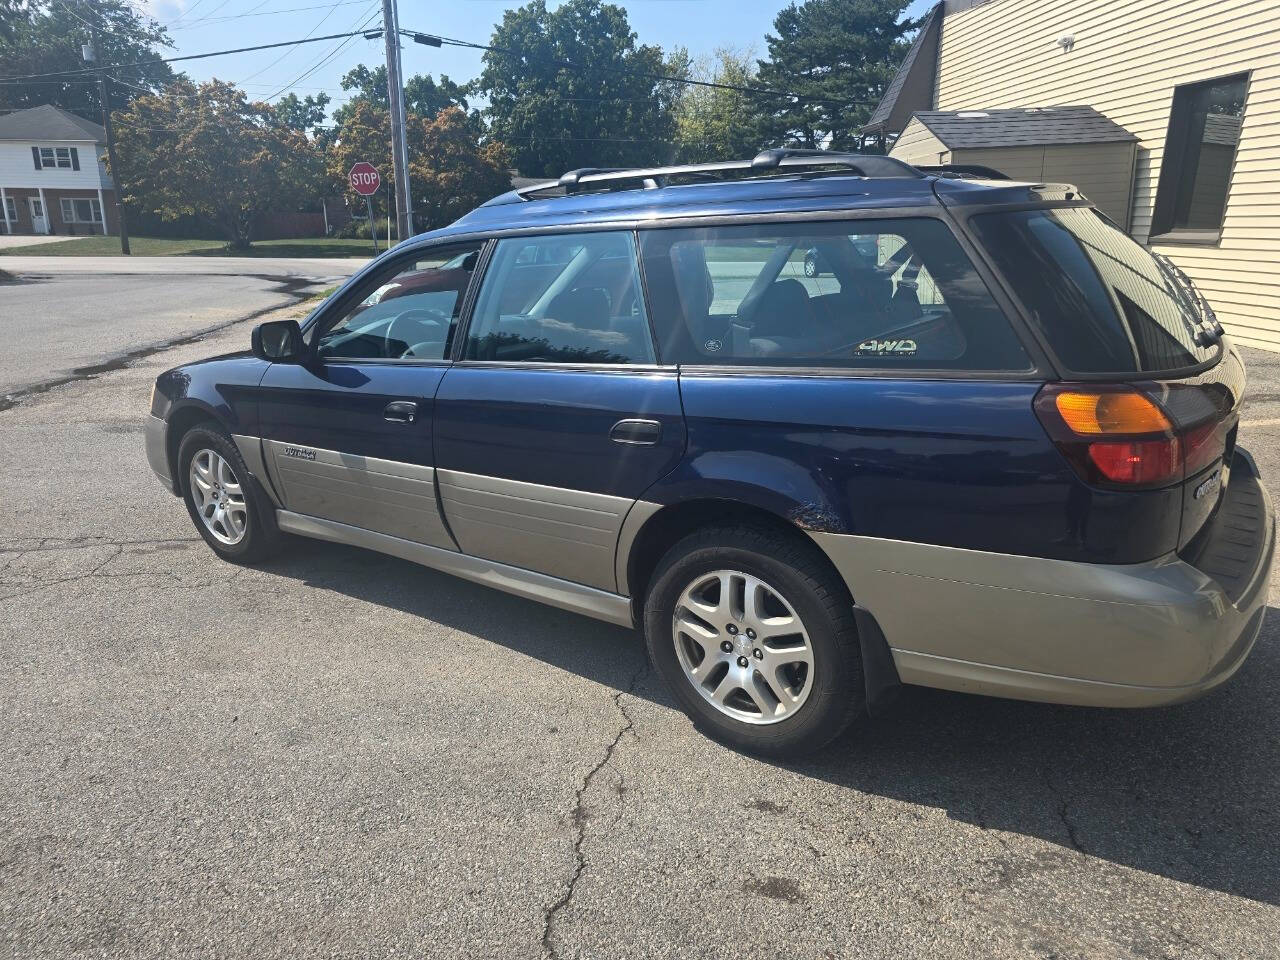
[236,0,365,84]
[0,29,384,81]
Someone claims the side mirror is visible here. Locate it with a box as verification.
[251,319,304,363]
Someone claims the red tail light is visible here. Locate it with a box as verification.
[1034,384,1226,489]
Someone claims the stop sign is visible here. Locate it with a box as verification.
[348,161,381,196]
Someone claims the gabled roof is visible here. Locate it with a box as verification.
[863,2,943,136]
[0,104,105,143]
[910,106,1137,148]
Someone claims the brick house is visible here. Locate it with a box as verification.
[0,104,119,237]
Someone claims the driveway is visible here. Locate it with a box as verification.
[0,291,1277,957]
[0,260,361,402]
[0,234,77,249]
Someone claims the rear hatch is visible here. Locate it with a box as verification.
[968,205,1242,553]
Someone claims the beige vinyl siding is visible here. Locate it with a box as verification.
[933,0,1280,352]
[889,117,950,164]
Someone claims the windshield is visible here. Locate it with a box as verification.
[970,208,1217,373]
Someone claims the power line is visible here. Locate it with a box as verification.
[260,5,381,100]
[0,29,384,81]
[167,0,258,31]
[168,0,369,29]
[237,0,366,84]
[400,28,878,107]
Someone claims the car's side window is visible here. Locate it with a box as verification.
[315,244,483,361]
[639,219,1030,371]
[463,231,656,364]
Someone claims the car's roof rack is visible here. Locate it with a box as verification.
[913,163,1010,180]
[522,148,924,199]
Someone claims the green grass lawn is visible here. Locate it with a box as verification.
[0,236,373,258]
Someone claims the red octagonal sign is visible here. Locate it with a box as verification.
[348,161,381,196]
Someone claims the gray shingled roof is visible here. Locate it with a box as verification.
[0,104,105,143]
[863,2,943,135]
[912,106,1137,148]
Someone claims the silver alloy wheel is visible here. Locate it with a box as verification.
[188,448,249,546]
[672,569,815,725]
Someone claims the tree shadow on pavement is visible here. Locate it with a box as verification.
[260,540,1280,907]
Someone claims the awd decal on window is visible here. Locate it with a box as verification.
[855,338,918,356]
[283,445,317,462]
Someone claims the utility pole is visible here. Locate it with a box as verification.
[86,1,130,255]
[380,0,412,241]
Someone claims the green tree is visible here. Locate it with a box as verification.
[326,99,511,232]
[0,0,174,118]
[273,92,331,137]
[333,64,473,126]
[473,0,684,177]
[755,0,918,151]
[672,47,765,163]
[112,79,321,249]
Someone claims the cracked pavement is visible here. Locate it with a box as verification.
[1,278,1279,958]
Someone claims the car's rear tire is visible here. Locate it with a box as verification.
[178,425,282,564]
[803,252,819,277]
[643,524,864,757]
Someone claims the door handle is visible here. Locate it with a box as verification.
[610,418,661,445]
[384,400,418,423]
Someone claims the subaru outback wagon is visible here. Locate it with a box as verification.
[145,149,1274,756]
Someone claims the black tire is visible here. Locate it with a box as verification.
[803,252,819,277]
[643,524,864,757]
[178,424,282,564]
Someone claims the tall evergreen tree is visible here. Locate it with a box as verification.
[755,0,918,151]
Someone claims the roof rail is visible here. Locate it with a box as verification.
[749,147,921,179]
[558,167,627,188]
[521,147,924,199]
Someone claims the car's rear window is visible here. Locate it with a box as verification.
[970,208,1217,373]
[638,218,1030,370]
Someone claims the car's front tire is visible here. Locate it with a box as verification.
[803,252,819,277]
[178,425,281,564]
[643,524,864,757]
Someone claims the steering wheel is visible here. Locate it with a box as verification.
[384,308,450,359]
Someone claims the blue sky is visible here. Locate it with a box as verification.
[142,0,934,119]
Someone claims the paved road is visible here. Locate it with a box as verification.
[0,260,361,401]
[0,295,1278,957]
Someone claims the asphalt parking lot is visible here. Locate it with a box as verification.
[1,279,1279,958]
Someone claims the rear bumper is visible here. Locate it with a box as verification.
[810,450,1274,708]
[144,414,174,491]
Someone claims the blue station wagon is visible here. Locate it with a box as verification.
[145,149,1275,756]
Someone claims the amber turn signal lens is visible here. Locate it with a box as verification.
[1053,390,1172,436]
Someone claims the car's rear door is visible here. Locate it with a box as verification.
[433,230,685,592]
[256,242,484,549]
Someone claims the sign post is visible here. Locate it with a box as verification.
[348,162,381,255]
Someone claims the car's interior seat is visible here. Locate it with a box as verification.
[547,286,612,330]
[670,243,715,347]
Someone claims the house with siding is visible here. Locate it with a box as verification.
[865,0,1279,352]
[0,104,117,237]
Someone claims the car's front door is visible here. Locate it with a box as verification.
[256,243,484,549]
[434,230,685,592]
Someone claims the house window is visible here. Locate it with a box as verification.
[32,146,79,170]
[2,197,15,223]
[1151,73,1248,240]
[60,198,103,223]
